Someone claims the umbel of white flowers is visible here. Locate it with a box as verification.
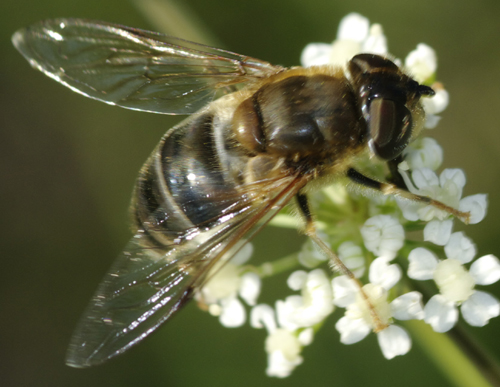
[196,13,499,378]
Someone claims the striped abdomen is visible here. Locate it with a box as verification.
[132,101,251,246]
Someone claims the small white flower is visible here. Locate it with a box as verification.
[405,43,437,84]
[265,329,303,378]
[198,243,259,327]
[277,269,334,330]
[333,259,423,359]
[301,13,388,68]
[360,215,405,259]
[403,137,443,171]
[249,269,333,377]
[251,304,312,378]
[407,233,500,332]
[399,168,465,221]
[422,87,449,115]
[403,44,448,129]
[422,88,449,129]
[397,167,486,231]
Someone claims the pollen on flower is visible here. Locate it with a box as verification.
[433,259,475,303]
[345,284,391,328]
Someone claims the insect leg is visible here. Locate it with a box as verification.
[347,168,471,224]
[386,155,407,189]
[295,192,388,332]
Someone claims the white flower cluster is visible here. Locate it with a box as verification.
[196,243,261,327]
[250,269,330,377]
[196,13,498,378]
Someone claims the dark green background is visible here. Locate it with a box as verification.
[2,0,500,386]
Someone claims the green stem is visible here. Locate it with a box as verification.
[252,253,301,279]
[404,320,497,387]
[447,325,500,387]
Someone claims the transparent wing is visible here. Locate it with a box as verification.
[65,175,306,368]
[12,19,283,114]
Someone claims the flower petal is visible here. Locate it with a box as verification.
[361,24,387,54]
[461,291,500,327]
[412,168,439,190]
[219,297,246,327]
[404,43,437,83]
[335,316,371,344]
[407,247,439,280]
[337,13,369,41]
[422,88,449,115]
[276,297,301,331]
[265,329,303,378]
[404,137,443,171]
[391,291,425,320]
[298,328,314,346]
[396,197,421,221]
[424,294,458,332]
[332,275,358,307]
[369,257,401,290]
[231,242,254,265]
[330,40,361,66]
[297,238,328,268]
[277,269,334,330]
[439,169,466,193]
[459,194,488,224]
[470,255,500,285]
[239,272,261,306]
[300,43,332,67]
[250,304,276,332]
[338,241,365,278]
[377,325,412,359]
[444,232,476,264]
[287,270,308,291]
[423,219,453,246]
[266,350,301,378]
[424,114,441,129]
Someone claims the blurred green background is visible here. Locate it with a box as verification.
[2,0,500,386]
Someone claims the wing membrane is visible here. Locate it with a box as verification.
[66,175,306,368]
[12,19,283,114]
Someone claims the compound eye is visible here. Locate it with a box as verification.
[368,98,412,160]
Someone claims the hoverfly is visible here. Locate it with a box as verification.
[12,19,469,368]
